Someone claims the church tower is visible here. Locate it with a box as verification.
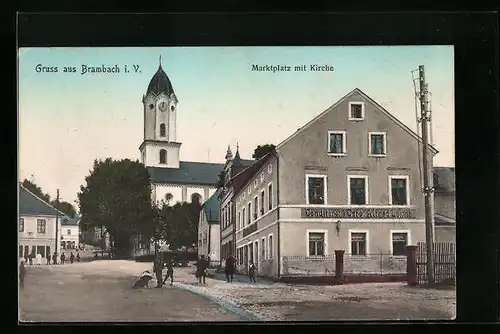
[139,57,181,168]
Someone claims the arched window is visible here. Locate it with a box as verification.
[160,123,166,137]
[159,149,167,164]
[191,193,202,204]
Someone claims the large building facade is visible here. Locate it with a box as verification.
[231,88,438,278]
[140,59,224,205]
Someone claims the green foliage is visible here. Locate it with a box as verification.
[215,170,226,190]
[252,144,276,160]
[51,201,77,218]
[159,201,201,251]
[77,158,153,257]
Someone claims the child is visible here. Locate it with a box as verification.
[162,261,174,285]
[248,261,256,283]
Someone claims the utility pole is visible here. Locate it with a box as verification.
[418,65,435,285]
[55,189,60,258]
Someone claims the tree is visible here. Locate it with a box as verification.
[160,201,201,251]
[252,144,276,160]
[51,201,77,218]
[77,158,153,258]
[215,170,226,190]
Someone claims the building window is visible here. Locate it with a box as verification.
[191,193,201,205]
[306,175,327,205]
[349,102,365,120]
[247,202,251,224]
[37,219,46,234]
[260,190,265,215]
[67,229,71,236]
[242,207,246,228]
[350,232,367,256]
[260,173,264,181]
[253,196,258,219]
[237,212,241,230]
[327,131,347,155]
[165,193,173,203]
[268,164,272,173]
[19,218,24,232]
[308,232,325,256]
[369,132,387,156]
[390,176,409,205]
[268,234,273,259]
[268,183,273,210]
[160,123,166,137]
[159,149,167,164]
[348,176,368,205]
[261,237,266,260]
[391,232,409,256]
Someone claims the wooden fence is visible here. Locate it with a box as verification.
[416,242,456,285]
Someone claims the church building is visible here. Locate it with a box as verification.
[140,59,226,205]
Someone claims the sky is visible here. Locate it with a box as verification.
[18,46,454,206]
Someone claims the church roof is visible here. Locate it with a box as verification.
[146,62,175,97]
[147,161,225,186]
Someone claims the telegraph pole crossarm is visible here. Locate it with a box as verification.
[418,65,435,285]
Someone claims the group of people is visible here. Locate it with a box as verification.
[23,251,81,266]
[197,254,257,284]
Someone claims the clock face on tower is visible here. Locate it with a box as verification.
[159,101,167,112]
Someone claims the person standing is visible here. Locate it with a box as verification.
[76,252,80,263]
[19,260,27,289]
[46,253,51,265]
[248,261,256,283]
[225,255,236,283]
[52,252,57,265]
[60,253,66,265]
[162,260,174,285]
[196,255,208,284]
[70,252,75,264]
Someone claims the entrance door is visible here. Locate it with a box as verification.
[19,246,23,258]
[24,246,29,258]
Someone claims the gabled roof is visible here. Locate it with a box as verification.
[231,152,276,198]
[61,216,79,226]
[19,184,65,217]
[202,189,221,224]
[147,161,225,186]
[276,88,439,155]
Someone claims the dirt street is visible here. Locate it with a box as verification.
[18,261,242,322]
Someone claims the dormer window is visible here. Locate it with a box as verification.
[349,102,365,120]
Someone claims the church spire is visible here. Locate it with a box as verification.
[159,55,162,69]
[225,145,233,161]
[233,142,242,166]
